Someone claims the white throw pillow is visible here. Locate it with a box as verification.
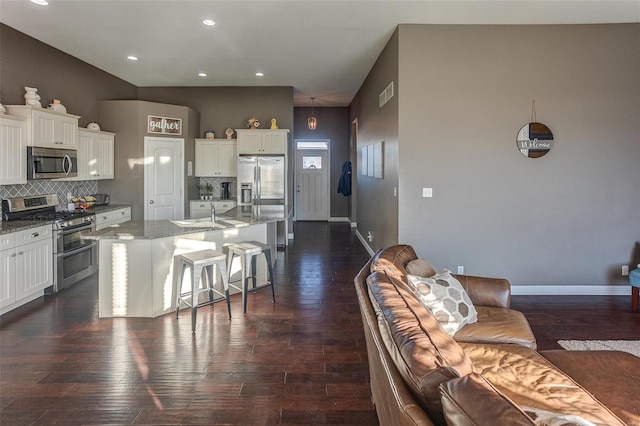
[407,269,478,336]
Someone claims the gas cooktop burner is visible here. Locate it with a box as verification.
[21,210,93,222]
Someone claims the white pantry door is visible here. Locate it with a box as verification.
[144,137,184,220]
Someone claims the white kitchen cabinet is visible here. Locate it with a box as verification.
[235,129,288,155]
[194,139,237,177]
[5,105,80,149]
[0,225,53,315]
[77,128,115,180]
[0,115,27,184]
[96,206,131,230]
[190,200,236,218]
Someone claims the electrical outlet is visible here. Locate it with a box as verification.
[423,187,433,198]
[622,265,629,276]
[367,231,373,242]
[457,266,464,274]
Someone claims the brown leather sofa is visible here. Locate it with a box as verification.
[355,245,636,426]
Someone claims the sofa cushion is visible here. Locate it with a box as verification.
[454,306,537,349]
[440,373,537,426]
[406,258,437,277]
[370,244,418,278]
[408,270,478,336]
[366,270,474,425]
[460,343,625,426]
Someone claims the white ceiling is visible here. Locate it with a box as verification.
[1,1,638,107]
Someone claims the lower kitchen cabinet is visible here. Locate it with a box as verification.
[190,200,237,218]
[0,225,53,314]
[96,206,131,230]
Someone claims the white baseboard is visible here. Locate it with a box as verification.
[512,285,630,296]
[329,217,349,222]
[355,230,375,256]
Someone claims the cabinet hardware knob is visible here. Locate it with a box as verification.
[18,251,23,255]
[149,200,155,204]
[11,253,16,257]
[103,216,107,220]
[31,232,39,238]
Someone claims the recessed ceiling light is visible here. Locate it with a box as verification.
[30,0,49,5]
[202,19,216,26]
[127,55,138,61]
[255,72,264,77]
[198,72,207,77]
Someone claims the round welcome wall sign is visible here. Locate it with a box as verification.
[517,122,554,158]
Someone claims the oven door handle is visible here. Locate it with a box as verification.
[58,241,95,257]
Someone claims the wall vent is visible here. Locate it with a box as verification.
[379,81,394,108]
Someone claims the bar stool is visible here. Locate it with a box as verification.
[226,241,275,313]
[174,249,231,332]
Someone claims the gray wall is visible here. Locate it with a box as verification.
[352,23,640,288]
[97,100,199,220]
[0,24,137,126]
[293,107,351,218]
[350,29,400,250]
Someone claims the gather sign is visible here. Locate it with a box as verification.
[148,115,182,135]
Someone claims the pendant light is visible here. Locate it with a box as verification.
[308,97,317,130]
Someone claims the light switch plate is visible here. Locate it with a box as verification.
[422,187,433,198]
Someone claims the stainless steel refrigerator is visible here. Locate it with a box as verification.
[237,155,286,205]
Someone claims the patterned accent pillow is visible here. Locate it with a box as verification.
[407,269,478,336]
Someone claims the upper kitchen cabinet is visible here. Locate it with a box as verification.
[5,105,80,149]
[195,138,237,177]
[235,129,289,155]
[0,115,27,185]
[77,128,115,180]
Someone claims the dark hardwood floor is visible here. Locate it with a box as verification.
[1,222,638,425]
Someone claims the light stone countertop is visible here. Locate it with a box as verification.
[87,204,291,240]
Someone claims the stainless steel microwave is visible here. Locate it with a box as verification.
[27,147,78,179]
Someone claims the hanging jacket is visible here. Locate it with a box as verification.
[337,161,352,196]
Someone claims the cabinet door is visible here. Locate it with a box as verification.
[0,117,27,184]
[0,249,17,309]
[15,238,52,302]
[32,109,58,148]
[190,201,212,218]
[96,134,114,179]
[56,116,78,148]
[76,131,93,179]
[261,132,287,154]
[217,140,237,176]
[237,132,263,154]
[194,140,218,176]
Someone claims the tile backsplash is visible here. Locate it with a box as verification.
[197,177,237,199]
[0,180,98,221]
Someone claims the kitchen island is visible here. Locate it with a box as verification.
[88,205,290,318]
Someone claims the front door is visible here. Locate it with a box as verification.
[144,136,184,220]
[295,141,329,221]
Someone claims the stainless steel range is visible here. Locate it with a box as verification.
[2,194,98,292]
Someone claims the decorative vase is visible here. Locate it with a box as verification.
[24,87,42,107]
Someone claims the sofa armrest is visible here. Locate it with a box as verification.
[439,373,536,426]
[453,274,511,308]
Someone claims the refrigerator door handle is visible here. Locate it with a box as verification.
[256,166,261,203]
